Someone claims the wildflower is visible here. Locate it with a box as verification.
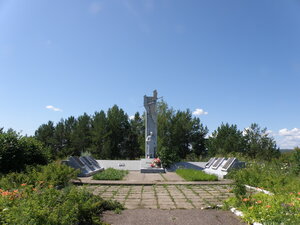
[298,192,300,195]
[13,190,18,193]
[296,198,300,201]
[256,200,262,204]
[1,191,10,196]
[242,198,250,202]
[266,205,271,208]
[21,183,27,186]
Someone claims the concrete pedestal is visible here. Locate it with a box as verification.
[140,159,165,173]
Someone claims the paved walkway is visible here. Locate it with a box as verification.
[87,184,234,209]
[102,209,246,225]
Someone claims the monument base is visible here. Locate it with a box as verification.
[140,159,165,173]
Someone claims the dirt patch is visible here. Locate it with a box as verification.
[102,209,246,225]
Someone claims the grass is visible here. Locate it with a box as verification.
[93,168,129,180]
[176,169,218,181]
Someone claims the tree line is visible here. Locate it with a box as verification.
[0,100,280,172]
[34,101,279,165]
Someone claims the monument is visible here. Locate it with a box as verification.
[144,90,158,158]
[140,90,165,173]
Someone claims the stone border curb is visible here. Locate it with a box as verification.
[245,185,273,195]
[72,179,234,185]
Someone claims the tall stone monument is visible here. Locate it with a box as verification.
[144,90,158,158]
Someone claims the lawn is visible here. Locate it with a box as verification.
[93,168,129,180]
[176,169,218,181]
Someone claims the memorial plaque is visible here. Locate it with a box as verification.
[221,158,236,171]
[86,156,101,169]
[80,157,96,171]
[69,156,85,167]
[65,156,104,177]
[211,157,225,170]
[205,157,216,168]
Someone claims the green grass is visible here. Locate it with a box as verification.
[176,169,218,181]
[93,168,129,180]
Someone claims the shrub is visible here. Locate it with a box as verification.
[0,185,123,225]
[0,132,49,173]
[228,161,300,194]
[0,162,78,190]
[93,168,128,180]
[176,169,218,181]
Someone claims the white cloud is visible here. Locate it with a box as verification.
[242,127,250,136]
[192,108,208,116]
[276,128,300,149]
[89,2,102,14]
[279,128,300,137]
[46,105,62,112]
[129,115,135,120]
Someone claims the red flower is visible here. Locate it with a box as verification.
[266,205,271,208]
[21,183,27,186]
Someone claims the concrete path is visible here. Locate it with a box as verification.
[87,184,234,209]
[102,209,246,225]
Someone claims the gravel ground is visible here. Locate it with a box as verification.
[102,209,246,225]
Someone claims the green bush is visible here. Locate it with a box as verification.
[228,161,300,194]
[0,162,78,190]
[0,185,123,225]
[0,132,49,173]
[93,168,128,180]
[0,163,123,225]
[176,169,218,181]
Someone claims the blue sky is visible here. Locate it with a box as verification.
[0,0,300,148]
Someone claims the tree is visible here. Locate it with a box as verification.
[90,110,107,158]
[127,112,144,159]
[103,105,130,159]
[207,123,245,156]
[71,113,91,156]
[53,120,66,158]
[63,116,77,156]
[190,117,209,157]
[35,121,55,151]
[157,101,208,166]
[243,123,280,160]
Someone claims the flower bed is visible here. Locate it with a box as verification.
[225,192,300,224]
